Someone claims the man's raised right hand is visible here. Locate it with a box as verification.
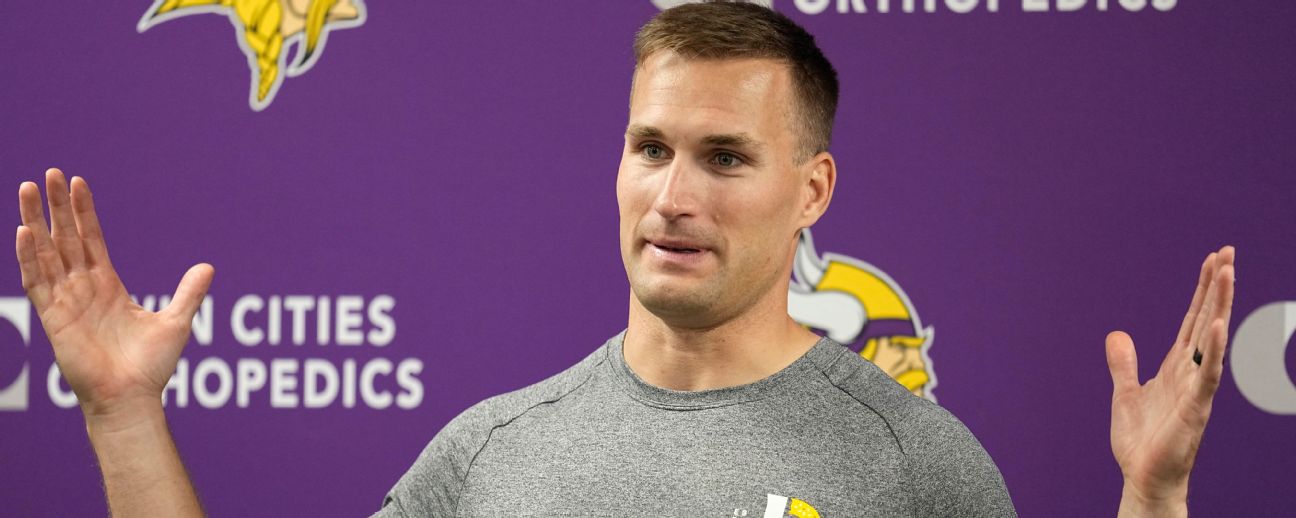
[15,168,213,419]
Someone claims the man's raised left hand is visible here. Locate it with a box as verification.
[1107,246,1236,517]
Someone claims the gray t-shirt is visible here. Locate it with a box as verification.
[375,332,1015,517]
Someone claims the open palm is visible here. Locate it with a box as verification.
[16,169,213,415]
[1107,247,1235,508]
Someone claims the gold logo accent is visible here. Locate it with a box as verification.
[137,0,367,110]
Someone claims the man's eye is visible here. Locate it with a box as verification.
[713,152,741,168]
[642,144,666,160]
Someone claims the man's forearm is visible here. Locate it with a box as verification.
[84,401,203,518]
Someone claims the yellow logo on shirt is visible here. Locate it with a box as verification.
[748,494,818,518]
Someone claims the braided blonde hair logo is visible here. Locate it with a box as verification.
[137,0,367,111]
[789,229,938,401]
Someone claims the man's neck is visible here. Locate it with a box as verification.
[622,293,821,392]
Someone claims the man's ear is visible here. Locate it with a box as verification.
[797,151,836,228]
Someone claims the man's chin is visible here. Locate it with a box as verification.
[631,282,719,323]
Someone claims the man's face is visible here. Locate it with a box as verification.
[617,52,812,327]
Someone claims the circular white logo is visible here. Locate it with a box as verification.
[1231,302,1296,415]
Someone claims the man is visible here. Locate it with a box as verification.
[14,1,1235,516]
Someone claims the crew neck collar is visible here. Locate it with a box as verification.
[604,330,846,410]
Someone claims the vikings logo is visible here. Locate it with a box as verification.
[788,230,937,401]
[137,0,367,111]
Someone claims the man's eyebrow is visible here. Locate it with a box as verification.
[701,133,760,150]
[626,125,761,150]
[626,124,663,139]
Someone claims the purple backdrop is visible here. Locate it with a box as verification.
[2,1,1294,516]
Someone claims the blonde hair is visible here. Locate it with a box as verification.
[149,0,341,103]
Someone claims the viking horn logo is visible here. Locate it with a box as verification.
[137,0,367,111]
[788,229,938,400]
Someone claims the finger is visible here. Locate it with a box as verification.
[1195,319,1227,404]
[1106,331,1140,395]
[1175,253,1214,347]
[45,168,87,271]
[1218,245,1236,267]
[1187,253,1222,354]
[164,263,215,324]
[1212,247,1236,336]
[1215,251,1236,332]
[69,176,113,269]
[16,226,52,308]
[1201,264,1236,382]
[17,180,65,282]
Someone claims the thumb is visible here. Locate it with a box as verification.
[1106,331,1140,395]
[164,263,215,323]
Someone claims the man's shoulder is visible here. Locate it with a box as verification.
[378,335,613,516]
[444,340,610,440]
[810,340,1015,516]
[811,341,964,442]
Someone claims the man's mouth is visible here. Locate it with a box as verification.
[652,243,701,254]
[646,236,709,255]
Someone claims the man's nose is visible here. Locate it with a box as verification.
[651,157,703,220]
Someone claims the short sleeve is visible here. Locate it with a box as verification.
[901,401,1016,517]
[375,402,494,518]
